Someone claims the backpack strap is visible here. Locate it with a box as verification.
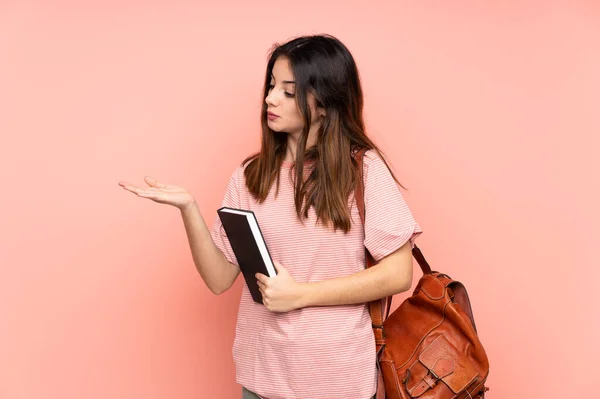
[448,281,478,332]
[353,148,432,325]
[354,147,480,360]
[354,148,391,329]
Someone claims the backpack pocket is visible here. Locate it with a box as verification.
[406,335,478,397]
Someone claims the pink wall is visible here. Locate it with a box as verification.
[1,1,598,398]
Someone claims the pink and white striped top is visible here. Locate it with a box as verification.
[210,149,422,399]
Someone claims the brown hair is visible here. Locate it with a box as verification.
[243,34,403,233]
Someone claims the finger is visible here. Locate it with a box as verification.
[137,191,166,201]
[144,176,171,189]
[262,295,269,306]
[118,182,141,193]
[255,273,268,284]
[256,274,266,284]
[273,261,284,273]
[257,279,267,291]
[258,284,269,297]
[123,186,156,196]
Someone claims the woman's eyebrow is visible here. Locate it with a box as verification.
[271,74,296,84]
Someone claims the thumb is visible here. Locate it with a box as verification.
[144,176,163,188]
[273,261,286,274]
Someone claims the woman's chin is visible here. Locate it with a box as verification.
[271,127,288,134]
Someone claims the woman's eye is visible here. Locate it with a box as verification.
[267,84,294,98]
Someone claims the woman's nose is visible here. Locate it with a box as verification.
[265,94,275,106]
[265,89,279,106]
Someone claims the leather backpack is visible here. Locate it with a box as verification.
[354,149,490,399]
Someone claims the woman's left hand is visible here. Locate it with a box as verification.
[256,261,306,313]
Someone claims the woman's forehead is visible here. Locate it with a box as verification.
[271,57,295,82]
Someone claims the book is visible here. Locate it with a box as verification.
[216,206,277,303]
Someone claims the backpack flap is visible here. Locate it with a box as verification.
[408,335,478,397]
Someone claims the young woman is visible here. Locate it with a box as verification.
[119,34,421,399]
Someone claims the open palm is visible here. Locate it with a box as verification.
[118,176,194,209]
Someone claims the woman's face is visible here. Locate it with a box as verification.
[265,57,323,136]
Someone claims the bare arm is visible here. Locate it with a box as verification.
[180,201,240,295]
[118,176,240,296]
[298,241,413,307]
[255,242,413,313]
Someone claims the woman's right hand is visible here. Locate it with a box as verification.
[118,176,195,210]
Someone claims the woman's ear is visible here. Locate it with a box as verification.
[309,92,326,118]
[317,106,326,118]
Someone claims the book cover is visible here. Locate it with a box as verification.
[216,206,277,303]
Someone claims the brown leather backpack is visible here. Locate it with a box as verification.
[355,149,490,399]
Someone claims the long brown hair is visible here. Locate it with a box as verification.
[243,34,403,233]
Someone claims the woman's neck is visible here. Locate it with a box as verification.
[285,129,318,162]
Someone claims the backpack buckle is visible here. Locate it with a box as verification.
[372,323,386,338]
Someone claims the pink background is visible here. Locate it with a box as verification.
[1,1,598,398]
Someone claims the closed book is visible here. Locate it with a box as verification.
[216,206,277,303]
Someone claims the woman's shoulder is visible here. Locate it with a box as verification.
[361,148,389,171]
